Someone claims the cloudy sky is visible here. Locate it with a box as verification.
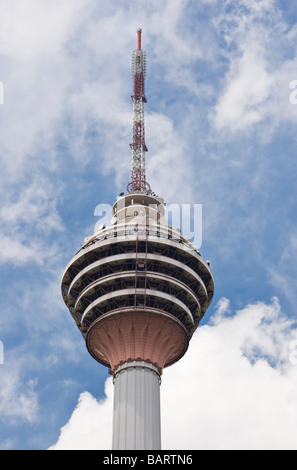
[0,0,296,450]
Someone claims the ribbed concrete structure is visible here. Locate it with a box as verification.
[61,193,214,449]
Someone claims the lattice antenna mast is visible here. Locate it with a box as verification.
[127,29,151,193]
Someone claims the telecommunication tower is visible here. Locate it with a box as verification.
[61,29,214,450]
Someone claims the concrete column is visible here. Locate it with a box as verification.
[112,360,161,450]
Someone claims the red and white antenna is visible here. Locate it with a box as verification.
[127,29,151,193]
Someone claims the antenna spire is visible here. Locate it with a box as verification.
[137,27,142,50]
[127,28,151,194]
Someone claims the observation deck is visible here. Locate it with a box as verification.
[61,193,214,376]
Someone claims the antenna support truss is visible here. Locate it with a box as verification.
[127,29,151,194]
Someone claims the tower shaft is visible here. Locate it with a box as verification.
[112,361,161,450]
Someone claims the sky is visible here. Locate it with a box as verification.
[0,0,296,451]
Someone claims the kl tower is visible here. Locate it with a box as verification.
[61,29,214,450]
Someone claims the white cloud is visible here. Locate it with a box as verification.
[0,0,87,170]
[0,177,63,266]
[267,233,297,309]
[161,297,297,450]
[146,112,194,201]
[49,297,297,450]
[0,365,38,424]
[48,380,113,450]
[0,0,86,61]
[212,46,273,132]
[0,177,63,232]
[210,0,297,134]
[0,235,49,265]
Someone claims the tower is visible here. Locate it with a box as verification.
[61,29,214,450]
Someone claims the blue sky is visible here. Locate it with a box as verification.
[0,0,296,450]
